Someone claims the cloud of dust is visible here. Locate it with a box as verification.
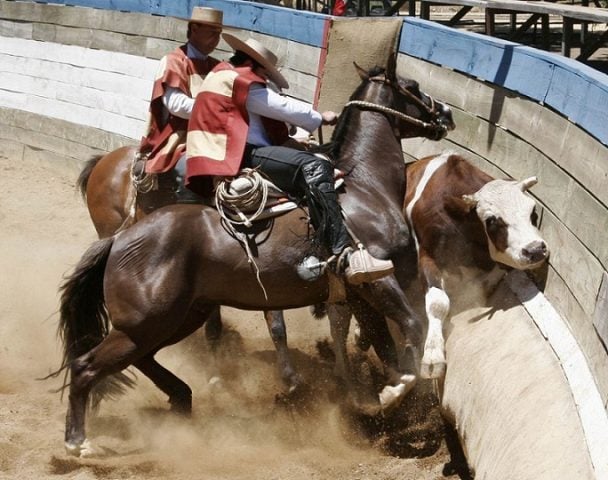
[0,237,65,393]
[91,326,380,479]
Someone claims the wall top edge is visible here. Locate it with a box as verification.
[399,17,608,145]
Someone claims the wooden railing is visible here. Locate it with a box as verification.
[419,0,608,60]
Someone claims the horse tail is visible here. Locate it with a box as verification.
[76,155,103,200]
[57,236,135,405]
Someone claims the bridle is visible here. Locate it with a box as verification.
[343,74,446,136]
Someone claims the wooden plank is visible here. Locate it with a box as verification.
[401,19,555,98]
[0,35,157,80]
[0,53,154,102]
[420,0,486,25]
[540,211,604,317]
[594,273,608,357]
[202,0,328,48]
[544,266,608,408]
[489,0,608,23]
[0,107,131,152]
[32,23,151,58]
[486,1,608,62]
[0,18,32,38]
[547,64,608,143]
[402,98,608,272]
[0,0,185,40]
[0,122,101,160]
[400,18,608,146]
[536,159,608,269]
[0,89,144,139]
[397,54,608,208]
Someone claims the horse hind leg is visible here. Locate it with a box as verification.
[203,306,223,352]
[65,329,141,457]
[134,355,192,414]
[264,310,302,395]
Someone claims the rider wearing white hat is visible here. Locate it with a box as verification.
[141,7,224,174]
[186,34,394,284]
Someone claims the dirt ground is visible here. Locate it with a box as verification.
[0,153,470,480]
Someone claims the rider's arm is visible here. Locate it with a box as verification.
[162,86,195,119]
[246,85,322,133]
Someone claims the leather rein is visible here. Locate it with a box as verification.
[343,74,443,134]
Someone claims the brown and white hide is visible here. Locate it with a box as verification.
[404,152,548,379]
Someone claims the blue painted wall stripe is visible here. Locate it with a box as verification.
[18,1,608,142]
[34,0,327,47]
[201,0,327,47]
[399,17,608,144]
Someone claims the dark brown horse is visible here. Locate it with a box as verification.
[76,65,453,398]
[59,60,454,456]
[78,145,303,393]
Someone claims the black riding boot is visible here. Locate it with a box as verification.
[300,158,394,285]
[301,159,350,255]
[318,183,351,255]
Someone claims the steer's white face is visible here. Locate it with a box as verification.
[463,177,549,269]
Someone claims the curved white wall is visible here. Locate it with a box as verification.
[1,0,606,477]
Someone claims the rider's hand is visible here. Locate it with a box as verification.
[321,111,339,126]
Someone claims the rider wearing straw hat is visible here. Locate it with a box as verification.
[141,7,224,174]
[186,34,394,284]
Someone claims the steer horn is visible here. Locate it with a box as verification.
[518,176,538,191]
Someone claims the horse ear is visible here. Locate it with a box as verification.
[353,61,369,80]
[386,52,397,80]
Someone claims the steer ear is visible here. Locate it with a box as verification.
[461,194,478,210]
[446,194,476,216]
[518,176,538,191]
[354,62,369,80]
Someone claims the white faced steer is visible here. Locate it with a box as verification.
[404,152,549,379]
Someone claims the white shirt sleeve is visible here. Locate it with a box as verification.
[162,87,195,120]
[246,85,323,133]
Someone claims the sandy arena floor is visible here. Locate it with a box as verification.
[0,153,470,480]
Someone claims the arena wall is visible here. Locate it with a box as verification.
[1,0,607,477]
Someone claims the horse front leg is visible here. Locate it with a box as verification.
[355,275,424,410]
[264,310,302,395]
[327,303,353,386]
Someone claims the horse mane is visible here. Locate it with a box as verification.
[314,66,387,161]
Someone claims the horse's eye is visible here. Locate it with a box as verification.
[530,208,538,227]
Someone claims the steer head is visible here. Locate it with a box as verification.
[462,177,549,269]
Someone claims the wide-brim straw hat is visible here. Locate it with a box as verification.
[188,7,223,29]
[222,33,289,90]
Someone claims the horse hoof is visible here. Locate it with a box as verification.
[379,374,417,411]
[64,439,101,458]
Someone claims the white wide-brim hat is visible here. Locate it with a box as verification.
[188,7,223,29]
[222,33,289,90]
